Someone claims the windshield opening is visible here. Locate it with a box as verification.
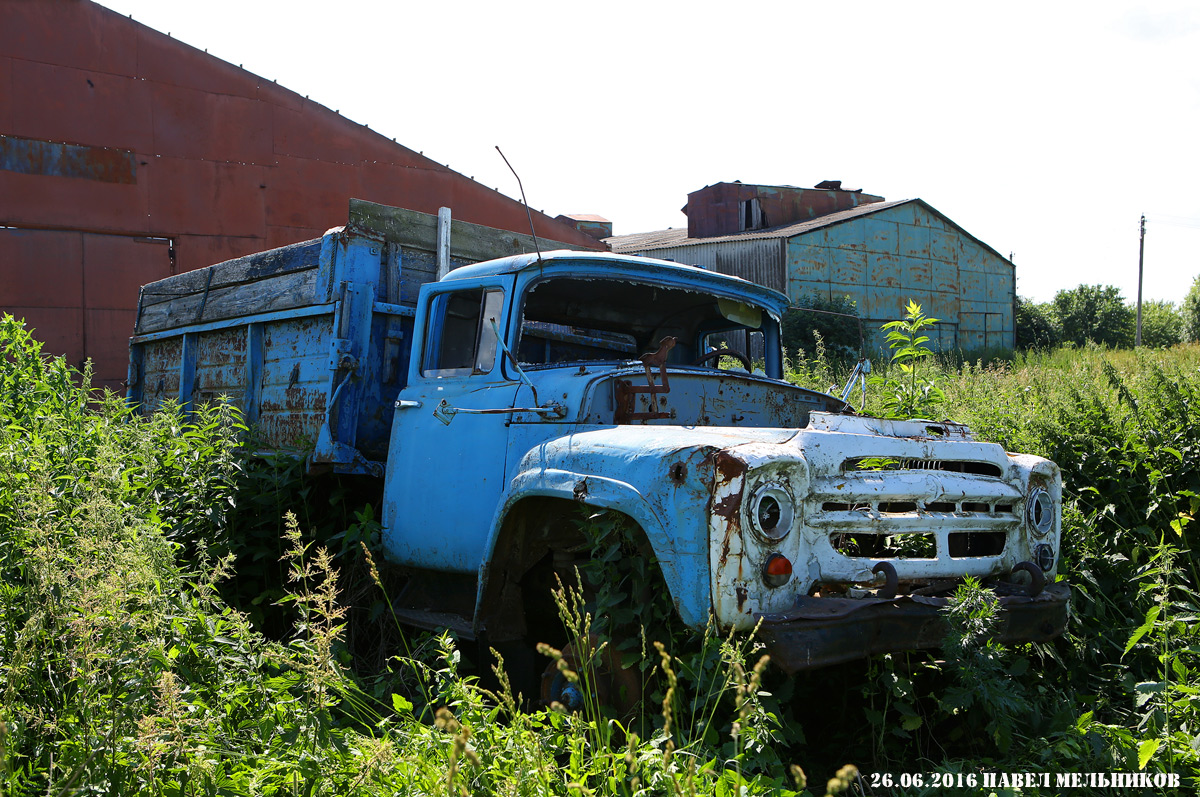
[516,277,772,370]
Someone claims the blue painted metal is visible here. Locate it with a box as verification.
[382,274,520,572]
[129,303,335,345]
[178,332,197,413]
[244,322,264,426]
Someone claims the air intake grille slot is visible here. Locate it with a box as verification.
[948,531,1007,557]
[831,532,936,559]
[842,457,1002,478]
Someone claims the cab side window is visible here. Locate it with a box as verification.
[422,288,505,377]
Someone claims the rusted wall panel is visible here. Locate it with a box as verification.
[0,0,605,390]
[147,157,267,238]
[134,26,257,99]
[83,234,169,307]
[10,60,154,151]
[0,228,83,305]
[173,234,265,274]
[0,166,150,232]
[623,239,785,293]
[0,0,138,75]
[266,156,362,230]
[685,183,884,238]
[0,135,136,183]
[782,202,1015,352]
[151,83,274,165]
[85,307,136,390]
[10,306,83,364]
[0,57,14,131]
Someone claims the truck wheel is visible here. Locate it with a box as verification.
[540,633,642,719]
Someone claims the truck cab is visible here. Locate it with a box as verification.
[385,251,1068,671]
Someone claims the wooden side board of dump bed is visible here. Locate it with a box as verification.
[128,199,595,471]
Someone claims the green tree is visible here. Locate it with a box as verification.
[1182,274,1200,343]
[782,293,861,360]
[1136,300,1182,348]
[1052,284,1135,348]
[1015,296,1060,350]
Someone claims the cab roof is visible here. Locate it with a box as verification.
[441,250,792,316]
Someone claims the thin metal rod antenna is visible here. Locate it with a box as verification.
[495,146,542,261]
[1136,213,1146,347]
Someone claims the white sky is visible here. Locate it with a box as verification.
[95,0,1200,305]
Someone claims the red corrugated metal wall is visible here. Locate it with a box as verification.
[0,0,603,391]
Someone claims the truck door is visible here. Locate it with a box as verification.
[382,279,519,573]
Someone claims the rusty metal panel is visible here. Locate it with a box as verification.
[85,308,136,392]
[147,157,267,238]
[272,103,375,166]
[0,0,139,76]
[0,228,83,306]
[0,168,150,233]
[830,247,866,287]
[787,241,829,283]
[959,239,987,272]
[958,268,986,301]
[932,259,958,294]
[0,57,15,132]
[255,80,305,113]
[150,83,273,165]
[986,269,1014,297]
[0,134,135,184]
[133,25,258,100]
[265,225,316,252]
[856,217,897,254]
[256,316,333,449]
[138,336,184,415]
[623,239,786,294]
[901,256,932,292]
[10,60,154,153]
[898,224,931,259]
[6,307,83,365]
[192,326,249,411]
[266,155,362,230]
[83,233,170,307]
[867,251,901,288]
[685,182,884,238]
[172,234,267,275]
[930,227,956,263]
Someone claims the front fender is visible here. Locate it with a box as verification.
[473,426,794,632]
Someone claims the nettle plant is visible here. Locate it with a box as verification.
[873,300,946,420]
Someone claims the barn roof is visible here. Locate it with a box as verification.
[606,198,1010,266]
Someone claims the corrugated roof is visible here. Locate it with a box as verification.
[606,199,913,251]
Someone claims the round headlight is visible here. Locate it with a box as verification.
[1035,543,1056,572]
[1027,488,1054,537]
[751,485,794,541]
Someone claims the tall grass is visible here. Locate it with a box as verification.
[0,315,853,796]
[8,308,1200,794]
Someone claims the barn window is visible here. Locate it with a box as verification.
[740,198,764,231]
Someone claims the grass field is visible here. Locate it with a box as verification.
[4,312,1200,796]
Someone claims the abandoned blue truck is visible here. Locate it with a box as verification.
[127,199,1069,689]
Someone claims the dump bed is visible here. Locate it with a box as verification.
[127,199,587,474]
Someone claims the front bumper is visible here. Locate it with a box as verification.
[756,582,1069,673]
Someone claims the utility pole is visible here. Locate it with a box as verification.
[1136,214,1146,347]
